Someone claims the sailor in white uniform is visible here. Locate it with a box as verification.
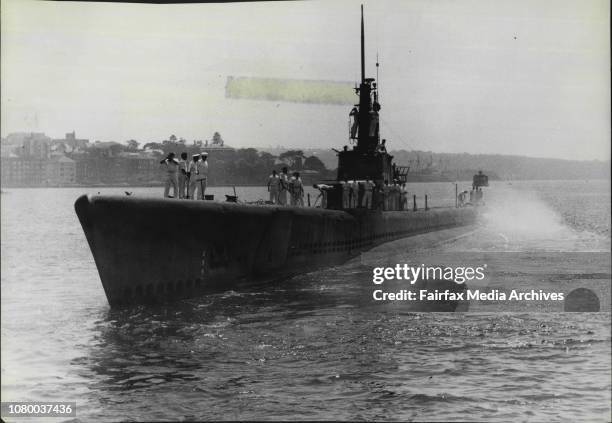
[400,183,408,210]
[194,152,209,200]
[289,172,304,206]
[278,167,289,206]
[349,180,359,208]
[295,173,304,206]
[362,179,374,209]
[160,152,179,198]
[188,154,200,199]
[178,152,189,199]
[315,183,332,208]
[382,181,391,211]
[391,181,400,210]
[341,180,351,209]
[267,170,281,204]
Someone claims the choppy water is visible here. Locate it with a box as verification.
[1,180,610,421]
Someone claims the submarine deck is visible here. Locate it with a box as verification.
[75,195,479,306]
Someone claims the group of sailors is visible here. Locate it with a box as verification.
[317,179,409,211]
[457,187,484,207]
[267,167,305,206]
[160,152,415,211]
[160,152,209,199]
[381,180,409,211]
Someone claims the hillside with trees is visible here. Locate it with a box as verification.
[260,147,610,181]
[4,130,607,187]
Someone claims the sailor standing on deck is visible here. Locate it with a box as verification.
[362,179,374,209]
[278,167,289,206]
[400,183,408,210]
[178,152,189,199]
[289,172,298,206]
[458,190,466,207]
[160,152,179,198]
[187,154,200,199]
[290,172,304,206]
[295,173,304,206]
[267,170,281,204]
[193,152,209,200]
[392,181,401,210]
[382,181,391,211]
[341,179,351,209]
[350,180,359,208]
[388,181,396,210]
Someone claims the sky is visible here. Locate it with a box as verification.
[1,0,609,160]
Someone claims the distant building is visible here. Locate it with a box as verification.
[1,158,46,186]
[0,133,51,186]
[45,155,76,186]
[0,132,81,186]
[74,151,161,185]
[23,137,51,159]
[0,154,76,187]
[52,131,89,153]
[116,152,160,184]
[0,142,19,158]
[64,131,89,150]
[1,132,52,160]
[4,132,49,146]
[89,141,123,158]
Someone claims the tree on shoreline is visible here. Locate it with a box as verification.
[126,140,140,151]
[279,149,305,169]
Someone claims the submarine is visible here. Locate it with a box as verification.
[75,6,480,307]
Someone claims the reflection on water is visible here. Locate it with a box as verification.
[77,294,611,421]
[81,284,345,389]
[1,181,611,421]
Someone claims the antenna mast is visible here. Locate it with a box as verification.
[360,4,365,83]
[376,52,380,99]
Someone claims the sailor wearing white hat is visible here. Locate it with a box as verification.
[178,152,189,199]
[160,152,180,198]
[188,153,200,199]
[193,152,209,200]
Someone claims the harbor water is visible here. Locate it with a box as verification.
[1,180,610,421]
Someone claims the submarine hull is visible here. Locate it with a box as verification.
[75,195,478,307]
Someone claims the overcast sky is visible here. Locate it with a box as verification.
[1,0,609,160]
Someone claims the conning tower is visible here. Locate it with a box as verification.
[336,5,395,184]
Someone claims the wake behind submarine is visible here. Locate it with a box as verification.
[75,6,485,307]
